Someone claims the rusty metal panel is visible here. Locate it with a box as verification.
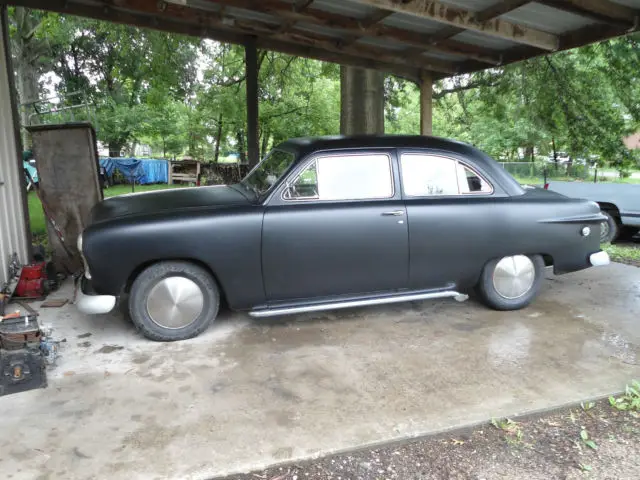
[26,123,103,274]
[502,2,596,34]
[0,8,30,288]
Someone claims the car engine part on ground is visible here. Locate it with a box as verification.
[0,313,47,397]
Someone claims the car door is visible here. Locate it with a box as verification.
[262,150,408,302]
[398,151,503,290]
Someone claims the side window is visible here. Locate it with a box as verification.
[401,154,459,196]
[285,161,319,200]
[285,154,393,201]
[401,154,493,196]
[456,163,492,193]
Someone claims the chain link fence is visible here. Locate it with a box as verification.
[498,162,593,183]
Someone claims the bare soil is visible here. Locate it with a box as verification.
[219,399,640,480]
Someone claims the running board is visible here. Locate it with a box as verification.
[249,290,468,318]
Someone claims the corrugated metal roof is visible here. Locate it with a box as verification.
[311,0,377,19]
[436,0,498,11]
[382,13,448,35]
[610,0,640,7]
[451,30,521,50]
[226,7,280,26]
[501,2,596,35]
[18,0,640,81]
[0,17,30,286]
[355,36,408,51]
[421,50,463,62]
[294,22,347,40]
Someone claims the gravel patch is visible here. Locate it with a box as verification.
[219,398,640,480]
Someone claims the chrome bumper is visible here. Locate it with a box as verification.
[73,276,116,315]
[590,251,610,267]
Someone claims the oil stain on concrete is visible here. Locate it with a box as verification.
[0,264,639,479]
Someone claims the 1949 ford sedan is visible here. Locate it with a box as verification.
[76,136,609,341]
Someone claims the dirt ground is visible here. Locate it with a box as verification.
[220,397,640,480]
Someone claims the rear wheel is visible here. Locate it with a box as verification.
[476,254,544,311]
[129,261,219,341]
[599,210,619,243]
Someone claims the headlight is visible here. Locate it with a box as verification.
[77,233,92,279]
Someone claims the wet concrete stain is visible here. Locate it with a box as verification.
[73,447,91,459]
[2,265,639,480]
[147,391,168,400]
[77,341,91,348]
[132,353,151,364]
[77,332,92,339]
[96,345,124,354]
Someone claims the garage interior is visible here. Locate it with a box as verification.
[0,1,639,478]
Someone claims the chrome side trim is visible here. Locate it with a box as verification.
[590,251,610,267]
[249,290,465,318]
[75,285,116,315]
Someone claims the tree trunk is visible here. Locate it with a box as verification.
[13,28,40,149]
[525,145,534,162]
[552,137,558,168]
[213,113,223,163]
[260,129,270,160]
[108,142,123,157]
[340,66,384,135]
[236,130,246,164]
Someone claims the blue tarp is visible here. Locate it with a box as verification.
[100,158,169,184]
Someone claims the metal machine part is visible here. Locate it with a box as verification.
[0,314,47,397]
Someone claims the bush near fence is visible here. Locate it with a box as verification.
[498,162,591,183]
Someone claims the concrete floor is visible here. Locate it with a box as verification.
[1,264,639,480]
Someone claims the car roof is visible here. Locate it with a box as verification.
[275,135,525,197]
[278,135,474,156]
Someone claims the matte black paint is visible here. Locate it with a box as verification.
[81,135,604,311]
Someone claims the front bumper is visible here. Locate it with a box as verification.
[73,276,117,315]
[590,251,610,267]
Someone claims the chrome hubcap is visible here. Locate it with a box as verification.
[492,255,535,299]
[600,221,609,242]
[146,277,204,329]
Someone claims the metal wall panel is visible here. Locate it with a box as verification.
[0,7,29,287]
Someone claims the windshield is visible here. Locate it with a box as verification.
[241,149,296,196]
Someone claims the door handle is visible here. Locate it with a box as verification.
[381,210,404,216]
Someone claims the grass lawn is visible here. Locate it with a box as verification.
[28,183,185,238]
[514,176,640,185]
[602,242,640,266]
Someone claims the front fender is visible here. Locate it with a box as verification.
[83,207,265,309]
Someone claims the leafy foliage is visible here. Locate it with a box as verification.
[8,9,640,171]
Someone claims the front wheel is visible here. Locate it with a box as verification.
[129,261,220,341]
[599,210,619,243]
[476,254,545,311]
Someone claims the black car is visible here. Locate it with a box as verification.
[76,136,609,341]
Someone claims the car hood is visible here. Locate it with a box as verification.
[89,185,252,224]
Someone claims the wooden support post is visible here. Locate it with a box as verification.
[245,38,259,167]
[420,71,433,136]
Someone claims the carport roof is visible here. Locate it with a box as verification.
[8,0,640,81]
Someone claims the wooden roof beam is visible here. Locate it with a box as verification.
[9,0,424,80]
[456,19,637,77]
[428,0,533,48]
[203,0,503,64]
[278,29,458,74]
[537,0,639,29]
[340,9,394,47]
[349,0,559,50]
[401,1,533,65]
